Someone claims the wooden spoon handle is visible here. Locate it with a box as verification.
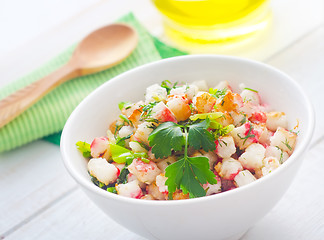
[0,62,79,128]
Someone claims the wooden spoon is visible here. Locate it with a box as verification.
[0,23,138,128]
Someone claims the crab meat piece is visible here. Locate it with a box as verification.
[265,146,289,164]
[156,173,168,194]
[216,91,243,112]
[230,122,261,149]
[156,156,176,172]
[121,101,143,126]
[141,194,155,200]
[238,143,266,170]
[253,123,271,146]
[166,95,191,121]
[240,89,261,105]
[192,80,209,91]
[133,122,154,146]
[216,111,234,126]
[112,162,125,172]
[234,170,257,187]
[116,180,143,199]
[213,81,232,91]
[172,190,189,200]
[203,172,222,196]
[129,141,148,153]
[151,102,177,123]
[249,111,267,124]
[118,126,134,138]
[230,111,247,127]
[127,158,162,184]
[127,172,146,188]
[266,112,288,132]
[170,84,199,101]
[88,158,119,185]
[90,137,110,160]
[145,84,167,103]
[192,92,217,113]
[261,157,281,176]
[147,182,167,200]
[270,127,297,155]
[215,135,236,159]
[215,158,243,180]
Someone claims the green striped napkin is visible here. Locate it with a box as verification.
[0,13,186,152]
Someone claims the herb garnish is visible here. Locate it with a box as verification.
[244,87,258,93]
[148,119,217,199]
[119,114,132,126]
[282,138,292,151]
[209,88,227,99]
[161,80,178,94]
[237,123,255,145]
[140,102,157,121]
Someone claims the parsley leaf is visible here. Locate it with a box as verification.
[76,141,91,158]
[189,156,217,185]
[188,119,216,152]
[148,122,185,159]
[165,158,185,196]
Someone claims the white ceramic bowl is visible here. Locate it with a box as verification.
[61,55,314,240]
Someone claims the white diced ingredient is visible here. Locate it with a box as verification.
[141,194,155,200]
[145,84,167,103]
[253,124,270,145]
[116,180,143,199]
[270,127,297,155]
[129,141,148,153]
[238,143,266,170]
[170,84,198,101]
[127,158,162,184]
[214,81,231,91]
[147,183,166,200]
[231,111,246,126]
[215,158,243,180]
[112,162,125,172]
[266,112,288,132]
[156,174,168,193]
[192,80,209,91]
[234,170,256,187]
[118,126,134,138]
[240,89,260,105]
[265,146,289,163]
[151,102,177,122]
[88,158,118,185]
[90,137,110,160]
[261,157,281,176]
[156,156,176,172]
[216,136,236,159]
[203,175,222,196]
[133,122,154,146]
[230,123,257,150]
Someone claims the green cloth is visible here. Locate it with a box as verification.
[0,13,187,152]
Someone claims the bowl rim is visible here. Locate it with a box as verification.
[60,54,315,206]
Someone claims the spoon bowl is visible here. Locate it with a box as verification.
[0,23,138,128]
[73,23,138,74]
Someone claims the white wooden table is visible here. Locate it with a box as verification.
[0,0,324,239]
